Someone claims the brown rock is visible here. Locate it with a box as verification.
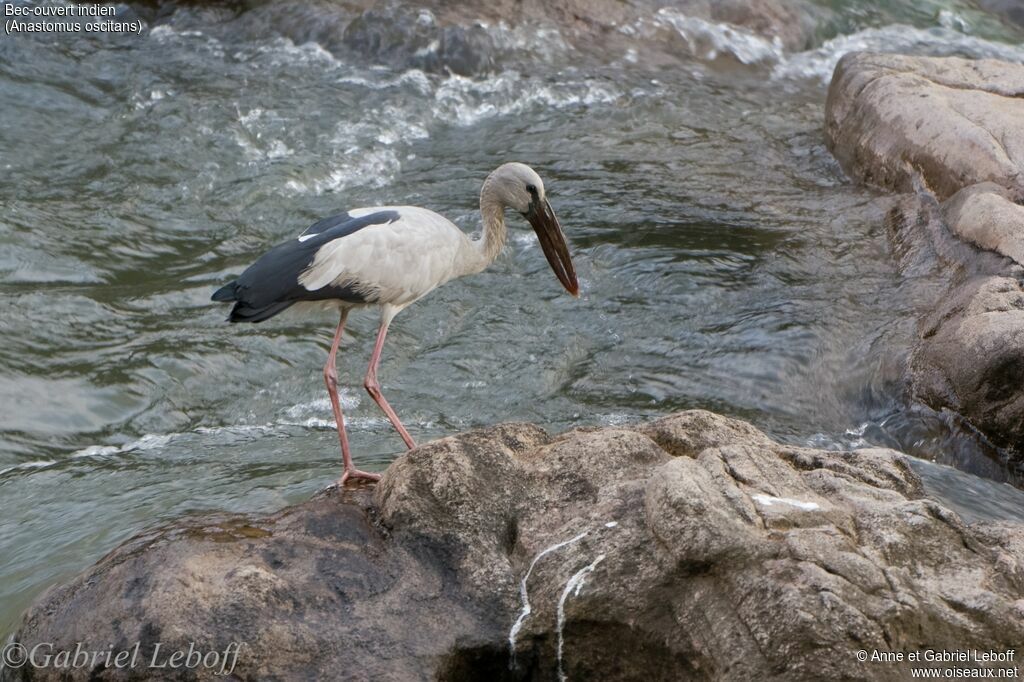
[674,0,819,51]
[826,51,1024,452]
[6,412,1024,681]
[825,52,1024,200]
[943,182,1024,267]
[912,276,1024,450]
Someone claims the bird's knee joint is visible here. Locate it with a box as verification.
[364,379,380,397]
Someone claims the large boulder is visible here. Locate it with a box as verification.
[912,276,1024,450]
[826,51,1024,453]
[825,52,1024,200]
[5,412,1024,681]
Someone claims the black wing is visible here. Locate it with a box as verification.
[212,210,400,323]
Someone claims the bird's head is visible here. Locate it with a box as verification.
[485,162,579,297]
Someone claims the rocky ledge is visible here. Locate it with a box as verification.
[825,52,1024,452]
[5,412,1024,681]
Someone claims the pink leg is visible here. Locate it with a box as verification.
[323,310,380,486]
[364,319,417,450]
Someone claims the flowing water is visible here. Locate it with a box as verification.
[2,0,1024,640]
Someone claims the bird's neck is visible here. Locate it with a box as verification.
[454,177,507,278]
[477,196,507,267]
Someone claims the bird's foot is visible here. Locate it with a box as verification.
[338,467,382,487]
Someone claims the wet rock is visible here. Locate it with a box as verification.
[942,182,1024,268]
[825,52,1024,200]
[7,411,1024,681]
[974,0,1024,29]
[674,0,820,52]
[826,51,1024,453]
[340,1,502,76]
[912,277,1024,450]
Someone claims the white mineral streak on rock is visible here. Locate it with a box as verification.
[752,493,820,511]
[557,554,607,682]
[508,531,589,660]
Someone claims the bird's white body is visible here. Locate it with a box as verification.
[298,206,481,317]
[212,162,577,485]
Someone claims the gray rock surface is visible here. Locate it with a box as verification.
[943,182,1024,268]
[825,52,1024,200]
[912,276,1024,449]
[826,51,1024,451]
[6,412,1024,681]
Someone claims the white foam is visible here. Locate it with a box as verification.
[599,414,633,427]
[510,232,538,249]
[0,460,57,476]
[336,69,432,94]
[70,430,219,459]
[147,24,225,58]
[432,71,621,127]
[285,394,360,417]
[71,433,176,458]
[249,38,340,67]
[557,554,606,682]
[774,24,1024,82]
[64,395,400,463]
[806,421,873,451]
[653,8,784,65]
[752,493,820,511]
[489,22,570,61]
[937,10,970,33]
[149,25,203,40]
[70,445,121,458]
[283,148,402,195]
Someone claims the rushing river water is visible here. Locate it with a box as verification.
[2,0,1024,641]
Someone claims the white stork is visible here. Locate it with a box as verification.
[212,163,578,485]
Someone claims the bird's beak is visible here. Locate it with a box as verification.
[525,198,579,297]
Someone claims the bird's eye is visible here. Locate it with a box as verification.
[526,184,538,195]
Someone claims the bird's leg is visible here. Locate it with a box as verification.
[324,310,380,486]
[364,319,417,450]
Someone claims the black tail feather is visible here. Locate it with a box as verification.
[227,301,294,324]
[211,281,239,302]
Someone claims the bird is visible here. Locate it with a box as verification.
[212,162,579,486]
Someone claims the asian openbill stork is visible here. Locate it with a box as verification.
[212,163,578,485]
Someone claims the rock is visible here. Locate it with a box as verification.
[942,182,1024,268]
[974,0,1024,29]
[6,412,1024,681]
[825,52,1024,200]
[912,276,1024,450]
[340,1,507,76]
[826,51,1024,453]
[673,0,820,52]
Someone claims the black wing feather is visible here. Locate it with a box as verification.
[212,210,400,323]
